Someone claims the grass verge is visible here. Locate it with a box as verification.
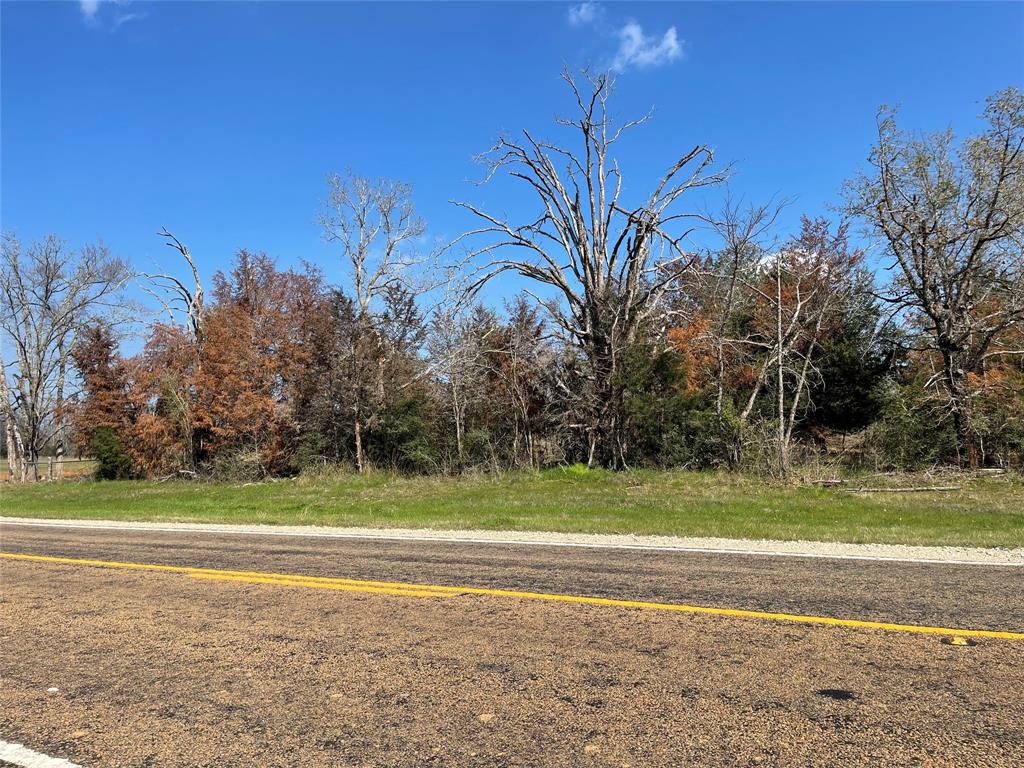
[2,468,1022,548]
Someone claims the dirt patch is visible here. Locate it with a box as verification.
[2,560,1023,767]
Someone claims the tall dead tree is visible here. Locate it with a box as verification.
[845,87,1024,467]
[142,228,205,345]
[320,172,431,473]
[454,70,727,468]
[0,233,131,481]
[140,229,206,472]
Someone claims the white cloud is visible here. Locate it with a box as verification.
[567,2,600,27]
[79,0,143,30]
[112,11,144,30]
[79,0,101,24]
[610,21,683,71]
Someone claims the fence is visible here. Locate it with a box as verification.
[1,457,97,483]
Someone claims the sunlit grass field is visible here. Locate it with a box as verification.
[2,467,1021,548]
[1,458,97,482]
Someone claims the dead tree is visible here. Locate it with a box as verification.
[427,304,488,469]
[139,229,206,471]
[760,232,863,477]
[845,87,1024,467]
[695,197,787,465]
[142,228,205,345]
[320,172,432,473]
[454,69,727,468]
[0,234,131,481]
[0,342,26,481]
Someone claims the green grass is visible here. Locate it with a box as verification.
[2,468,1022,548]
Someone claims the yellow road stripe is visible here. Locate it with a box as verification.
[1,553,456,590]
[189,572,451,598]
[3,551,1023,640]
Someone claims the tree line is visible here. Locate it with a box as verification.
[3,73,1022,482]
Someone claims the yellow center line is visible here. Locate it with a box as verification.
[3,551,1023,640]
[189,572,452,598]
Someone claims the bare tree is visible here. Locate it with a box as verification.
[320,172,433,472]
[696,207,867,476]
[427,305,483,468]
[845,87,1024,467]
[694,197,787,465]
[755,222,865,477]
[142,228,205,345]
[0,233,131,481]
[0,342,27,480]
[454,70,727,467]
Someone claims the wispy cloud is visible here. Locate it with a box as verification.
[112,11,144,30]
[567,2,600,27]
[610,21,682,72]
[78,0,145,31]
[566,6,684,73]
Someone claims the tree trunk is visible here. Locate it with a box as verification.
[26,441,39,482]
[785,353,813,452]
[775,259,789,479]
[354,411,365,474]
[945,360,980,469]
[3,418,16,482]
[586,336,628,469]
[55,352,67,480]
[451,381,464,467]
[0,363,23,482]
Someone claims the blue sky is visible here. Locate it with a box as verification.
[2,1,1022,306]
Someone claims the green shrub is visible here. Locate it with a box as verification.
[90,428,134,480]
[864,382,956,470]
[208,448,267,482]
[614,344,737,469]
[368,396,437,473]
[463,427,495,468]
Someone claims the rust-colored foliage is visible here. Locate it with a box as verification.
[128,323,200,476]
[196,252,326,474]
[69,323,136,453]
[666,314,714,394]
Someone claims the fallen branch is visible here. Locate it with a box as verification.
[847,485,961,493]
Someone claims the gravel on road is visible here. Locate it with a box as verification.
[3,516,1021,565]
[2,557,1023,767]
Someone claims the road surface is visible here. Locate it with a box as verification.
[1,520,1022,766]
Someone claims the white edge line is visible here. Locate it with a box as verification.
[1,518,1021,567]
[0,738,84,768]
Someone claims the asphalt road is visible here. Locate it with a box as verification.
[2,521,1023,767]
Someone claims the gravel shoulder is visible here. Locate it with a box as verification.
[3,516,1022,566]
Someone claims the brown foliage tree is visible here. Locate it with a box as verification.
[69,323,136,456]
